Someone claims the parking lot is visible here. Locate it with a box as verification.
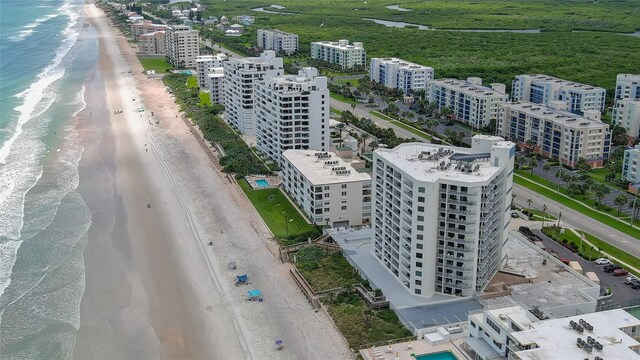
[533,229,640,305]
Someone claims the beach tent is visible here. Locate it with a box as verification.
[247,289,262,301]
[235,274,248,285]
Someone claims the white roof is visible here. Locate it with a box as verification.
[524,74,605,92]
[372,57,433,71]
[510,309,640,360]
[503,102,608,130]
[374,142,506,183]
[429,78,508,97]
[283,150,371,185]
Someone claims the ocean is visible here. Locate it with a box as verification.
[0,0,98,358]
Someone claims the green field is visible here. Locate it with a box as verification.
[238,179,319,241]
[194,0,640,95]
[294,246,363,291]
[187,75,198,88]
[137,56,172,73]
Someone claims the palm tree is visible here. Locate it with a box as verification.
[527,198,533,212]
[427,119,439,134]
[351,101,357,117]
[582,178,594,200]
[629,198,640,223]
[542,204,548,227]
[360,133,370,154]
[336,122,346,137]
[528,157,539,176]
[543,163,551,173]
[369,140,379,151]
[594,184,610,209]
[614,194,628,215]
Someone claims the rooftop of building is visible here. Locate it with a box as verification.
[196,54,227,62]
[617,73,640,81]
[311,39,364,50]
[138,31,165,37]
[503,101,608,130]
[374,141,512,183]
[371,57,433,70]
[282,150,371,185]
[482,232,600,316]
[264,68,326,90]
[480,305,536,331]
[429,78,508,96]
[616,98,640,104]
[510,309,640,360]
[227,50,282,66]
[521,74,606,92]
[258,28,297,36]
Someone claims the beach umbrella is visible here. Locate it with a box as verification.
[275,339,284,350]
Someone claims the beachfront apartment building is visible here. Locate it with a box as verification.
[511,74,606,115]
[615,74,640,101]
[310,40,366,70]
[612,99,640,139]
[223,50,284,135]
[369,57,434,94]
[137,31,165,56]
[195,54,227,89]
[281,150,372,227]
[426,77,509,129]
[130,20,166,37]
[466,307,640,360]
[498,101,611,168]
[623,145,640,183]
[254,67,329,167]
[257,29,298,55]
[372,135,515,298]
[164,25,200,68]
[207,68,225,105]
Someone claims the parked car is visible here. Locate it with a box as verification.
[604,264,622,273]
[594,258,611,265]
[613,269,628,276]
[560,258,571,265]
[631,280,640,290]
[625,275,638,285]
[511,212,520,218]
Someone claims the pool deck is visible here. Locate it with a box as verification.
[360,339,469,360]
[244,175,282,190]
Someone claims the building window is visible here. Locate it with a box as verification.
[470,321,476,328]
[341,206,347,210]
[415,271,422,276]
[416,262,422,268]
[416,243,423,249]
[415,289,421,294]
[417,234,423,240]
[341,184,347,189]
[341,191,347,196]
[324,186,330,190]
[417,225,424,231]
[415,280,422,285]
[417,215,424,221]
[418,197,425,202]
[418,187,425,193]
[487,318,501,334]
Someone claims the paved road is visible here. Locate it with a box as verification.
[514,185,640,259]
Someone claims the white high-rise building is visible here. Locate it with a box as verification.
[511,74,606,115]
[426,78,508,129]
[623,144,640,183]
[222,50,284,135]
[281,150,372,227]
[310,40,366,70]
[615,74,640,101]
[207,68,225,105]
[499,102,611,168]
[369,57,434,94]
[131,20,166,37]
[257,29,298,55]
[612,98,640,139]
[254,67,329,167]
[164,25,200,68]
[195,54,227,89]
[372,135,515,298]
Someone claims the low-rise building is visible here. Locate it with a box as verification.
[281,150,372,227]
[257,29,299,55]
[369,57,434,94]
[137,31,165,55]
[612,98,640,139]
[615,73,640,101]
[223,50,284,135]
[467,307,640,360]
[372,136,515,298]
[130,20,166,36]
[498,101,610,168]
[426,77,508,129]
[195,54,227,89]
[511,74,606,115]
[310,40,366,70]
[254,67,329,167]
[623,144,640,183]
[165,25,200,68]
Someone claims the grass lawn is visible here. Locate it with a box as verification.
[370,111,433,141]
[514,175,640,240]
[541,226,599,261]
[331,107,343,115]
[294,246,362,291]
[237,179,319,241]
[137,56,172,73]
[324,293,413,351]
[330,92,355,104]
[187,75,198,89]
[198,91,211,107]
[524,208,557,221]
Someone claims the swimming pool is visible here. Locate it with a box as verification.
[415,351,458,360]
[255,179,269,188]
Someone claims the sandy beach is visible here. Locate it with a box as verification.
[72,3,351,359]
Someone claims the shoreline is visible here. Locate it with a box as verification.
[73,2,351,359]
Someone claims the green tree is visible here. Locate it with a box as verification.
[360,133,370,154]
[614,194,628,215]
[543,163,551,173]
[576,157,592,172]
[528,157,539,176]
